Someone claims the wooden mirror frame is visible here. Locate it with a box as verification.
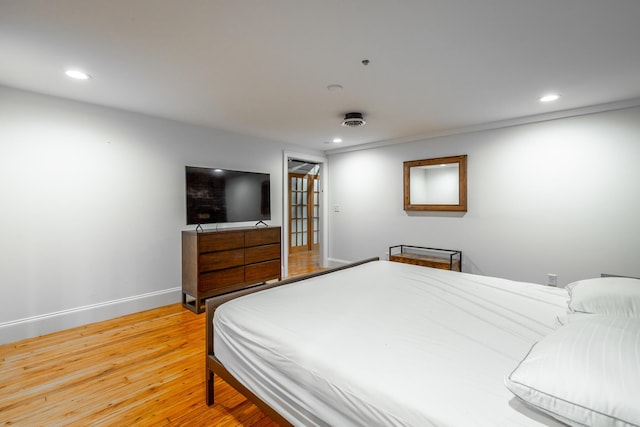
[403,155,467,212]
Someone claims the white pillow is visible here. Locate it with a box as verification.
[567,277,640,318]
[505,316,640,427]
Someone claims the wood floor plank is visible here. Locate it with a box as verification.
[0,304,275,426]
[0,253,322,426]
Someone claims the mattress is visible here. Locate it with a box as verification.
[213,260,569,426]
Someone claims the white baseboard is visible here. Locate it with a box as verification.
[327,257,353,267]
[0,287,181,345]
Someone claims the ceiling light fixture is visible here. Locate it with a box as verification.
[65,69,91,80]
[341,112,366,127]
[332,138,342,143]
[539,93,560,103]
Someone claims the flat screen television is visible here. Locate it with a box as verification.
[185,166,271,225]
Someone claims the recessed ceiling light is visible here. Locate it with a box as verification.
[539,93,560,103]
[65,69,91,80]
[332,138,343,143]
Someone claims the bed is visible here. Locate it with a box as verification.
[205,259,640,427]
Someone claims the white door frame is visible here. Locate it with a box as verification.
[282,150,329,277]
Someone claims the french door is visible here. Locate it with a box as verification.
[289,172,320,253]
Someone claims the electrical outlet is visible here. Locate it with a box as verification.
[333,205,341,212]
[547,273,558,287]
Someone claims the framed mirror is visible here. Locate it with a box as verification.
[403,155,467,212]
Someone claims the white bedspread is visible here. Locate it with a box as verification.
[214,260,569,426]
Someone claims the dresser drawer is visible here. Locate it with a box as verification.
[245,243,280,264]
[199,266,245,291]
[199,249,244,272]
[245,228,280,247]
[245,260,281,283]
[199,231,244,253]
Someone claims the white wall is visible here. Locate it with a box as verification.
[3,84,638,344]
[328,106,640,286]
[0,85,318,344]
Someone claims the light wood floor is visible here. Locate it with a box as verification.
[0,251,322,427]
[287,248,324,277]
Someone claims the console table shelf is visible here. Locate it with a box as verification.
[389,245,462,271]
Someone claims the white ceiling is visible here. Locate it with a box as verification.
[2,0,639,151]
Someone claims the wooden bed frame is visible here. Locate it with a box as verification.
[205,257,379,426]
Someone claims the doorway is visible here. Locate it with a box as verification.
[282,151,328,278]
[288,159,320,275]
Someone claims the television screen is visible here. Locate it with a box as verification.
[186,166,271,225]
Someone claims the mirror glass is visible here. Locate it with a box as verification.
[404,155,467,212]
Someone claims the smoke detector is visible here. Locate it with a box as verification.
[341,112,366,127]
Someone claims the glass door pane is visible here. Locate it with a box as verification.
[289,169,320,252]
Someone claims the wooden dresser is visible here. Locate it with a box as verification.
[182,226,281,313]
